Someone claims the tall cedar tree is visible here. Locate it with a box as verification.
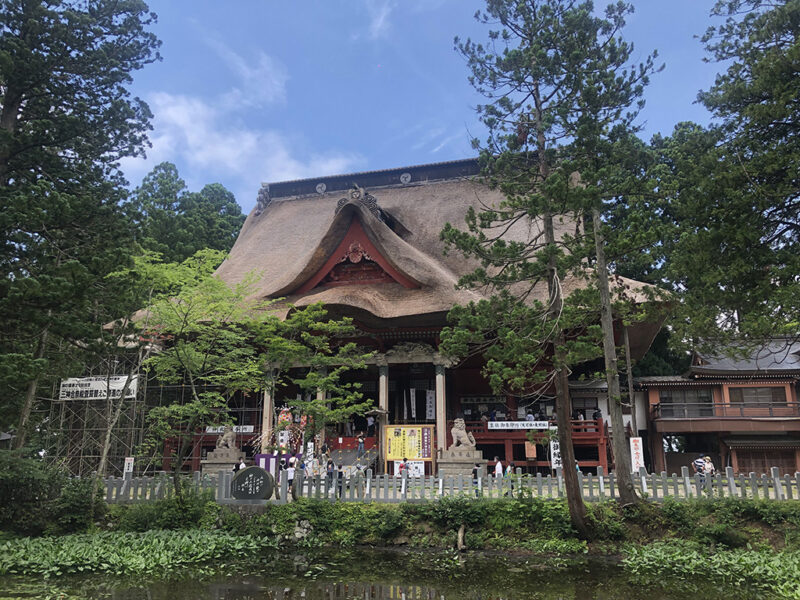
[658,0,799,348]
[0,0,161,447]
[443,0,658,525]
[130,162,246,263]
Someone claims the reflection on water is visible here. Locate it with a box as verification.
[0,549,771,600]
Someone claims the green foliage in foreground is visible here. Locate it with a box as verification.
[0,452,101,536]
[0,530,276,578]
[624,540,800,599]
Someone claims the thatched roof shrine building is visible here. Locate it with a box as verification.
[215,158,662,474]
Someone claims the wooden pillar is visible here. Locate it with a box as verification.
[260,388,273,454]
[378,364,389,473]
[435,364,446,455]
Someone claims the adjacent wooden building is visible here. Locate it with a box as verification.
[641,339,800,475]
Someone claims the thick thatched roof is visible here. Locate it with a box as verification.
[215,158,657,339]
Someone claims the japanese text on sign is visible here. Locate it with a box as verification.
[550,439,563,469]
[385,425,434,461]
[488,421,553,430]
[59,375,138,400]
[630,437,645,473]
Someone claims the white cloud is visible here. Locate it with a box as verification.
[120,91,362,212]
[356,0,453,40]
[205,38,288,108]
[367,1,394,39]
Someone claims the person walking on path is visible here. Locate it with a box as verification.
[504,461,516,497]
[494,456,503,479]
[326,459,335,495]
[692,454,706,484]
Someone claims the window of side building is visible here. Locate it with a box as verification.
[728,386,786,404]
[658,388,713,417]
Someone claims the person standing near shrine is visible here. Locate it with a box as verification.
[286,459,296,500]
[494,456,503,479]
[356,432,365,458]
[367,415,375,437]
[471,463,480,497]
[692,454,706,482]
[326,459,335,494]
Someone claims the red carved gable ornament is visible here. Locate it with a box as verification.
[344,241,371,264]
[296,219,417,293]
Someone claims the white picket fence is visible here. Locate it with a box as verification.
[103,465,800,505]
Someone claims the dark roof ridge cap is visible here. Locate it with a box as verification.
[262,157,480,188]
[257,158,482,203]
[269,175,475,203]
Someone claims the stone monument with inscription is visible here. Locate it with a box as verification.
[201,425,244,477]
[437,418,485,478]
[231,466,274,500]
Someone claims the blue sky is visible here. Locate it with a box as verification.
[120,1,722,214]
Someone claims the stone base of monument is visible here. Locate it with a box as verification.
[437,447,485,478]
[201,447,244,477]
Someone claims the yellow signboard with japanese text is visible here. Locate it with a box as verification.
[384,425,434,462]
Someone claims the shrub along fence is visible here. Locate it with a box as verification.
[103,465,800,505]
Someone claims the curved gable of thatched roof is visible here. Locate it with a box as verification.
[214,160,494,319]
[214,158,663,329]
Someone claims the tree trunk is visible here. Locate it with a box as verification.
[554,356,589,537]
[623,327,638,437]
[592,209,638,504]
[92,368,140,521]
[544,210,589,537]
[14,324,49,450]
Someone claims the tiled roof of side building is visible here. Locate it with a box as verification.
[691,339,800,376]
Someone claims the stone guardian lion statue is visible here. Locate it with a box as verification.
[216,425,237,449]
[450,418,476,449]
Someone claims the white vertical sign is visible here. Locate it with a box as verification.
[630,437,645,473]
[410,388,416,419]
[277,430,289,449]
[123,456,134,474]
[549,439,562,469]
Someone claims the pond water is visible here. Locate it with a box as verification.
[0,549,773,600]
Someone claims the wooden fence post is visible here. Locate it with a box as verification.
[639,467,648,497]
[681,466,691,499]
[725,467,736,497]
[597,466,605,500]
[771,467,784,501]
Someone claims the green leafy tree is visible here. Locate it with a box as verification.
[137,251,371,488]
[136,250,263,490]
[0,0,160,447]
[444,0,660,526]
[253,303,372,451]
[652,1,799,348]
[130,162,246,263]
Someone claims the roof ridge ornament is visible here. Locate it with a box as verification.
[336,184,382,220]
[255,184,271,215]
